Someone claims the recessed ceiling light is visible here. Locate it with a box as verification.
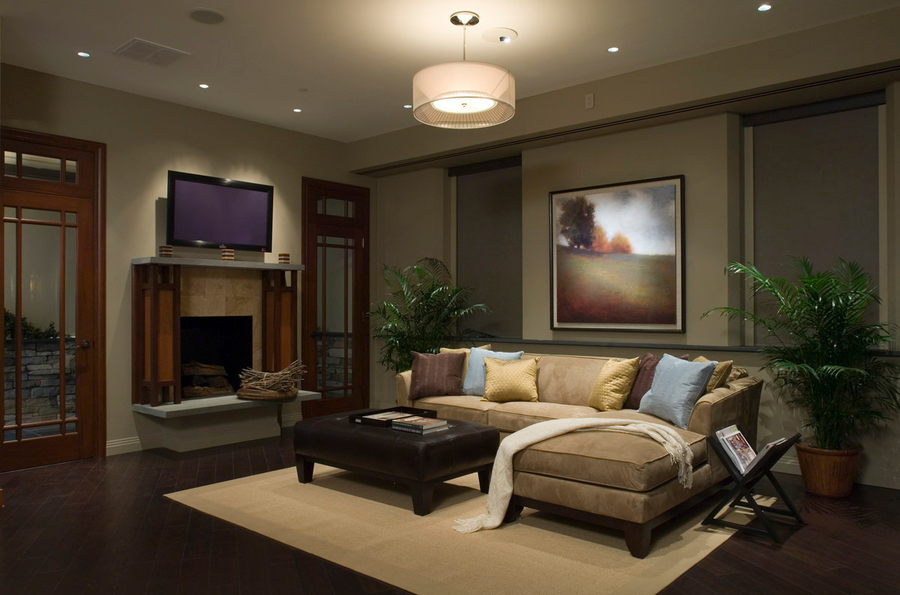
[758,3,772,11]
[608,47,619,53]
[403,104,412,109]
[293,108,302,113]
[199,83,209,89]
[77,51,90,58]
[483,27,518,44]
[188,8,227,25]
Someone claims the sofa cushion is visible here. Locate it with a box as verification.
[588,356,641,411]
[535,355,611,406]
[639,355,716,429]
[483,357,539,403]
[439,344,491,384]
[408,351,466,400]
[513,410,708,492]
[413,396,496,425]
[463,348,524,396]
[487,401,597,433]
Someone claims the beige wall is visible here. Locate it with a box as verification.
[347,7,900,173]
[0,64,375,451]
[369,168,450,408]
[522,114,743,346]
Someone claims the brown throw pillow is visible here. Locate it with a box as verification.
[623,353,691,410]
[409,352,466,400]
[624,353,659,410]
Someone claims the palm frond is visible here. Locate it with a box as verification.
[369,257,490,373]
[708,258,900,449]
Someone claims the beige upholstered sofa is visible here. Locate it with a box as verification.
[396,353,763,557]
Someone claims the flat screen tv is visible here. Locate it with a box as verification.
[166,171,274,252]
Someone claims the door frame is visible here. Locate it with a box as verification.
[300,177,370,418]
[1,127,107,461]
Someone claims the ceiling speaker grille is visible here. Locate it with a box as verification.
[112,38,190,67]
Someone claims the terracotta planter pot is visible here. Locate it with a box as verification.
[795,443,860,498]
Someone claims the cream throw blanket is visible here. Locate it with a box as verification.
[454,417,694,534]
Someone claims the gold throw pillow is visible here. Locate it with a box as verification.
[727,366,749,382]
[588,357,641,411]
[693,356,734,392]
[482,357,539,403]
[440,344,491,382]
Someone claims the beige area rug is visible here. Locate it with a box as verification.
[167,466,749,595]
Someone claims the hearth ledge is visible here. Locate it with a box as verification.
[132,391,320,419]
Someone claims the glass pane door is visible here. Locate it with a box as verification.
[315,234,356,400]
[3,207,79,442]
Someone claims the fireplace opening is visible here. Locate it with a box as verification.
[180,316,253,399]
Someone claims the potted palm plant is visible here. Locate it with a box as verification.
[705,258,900,497]
[370,257,489,373]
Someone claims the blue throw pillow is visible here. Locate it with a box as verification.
[638,354,717,429]
[463,348,524,396]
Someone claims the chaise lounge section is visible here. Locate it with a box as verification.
[396,353,763,556]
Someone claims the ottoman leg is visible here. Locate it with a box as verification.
[478,466,492,494]
[296,456,314,483]
[411,482,435,516]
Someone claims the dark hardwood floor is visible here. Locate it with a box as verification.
[2,433,898,595]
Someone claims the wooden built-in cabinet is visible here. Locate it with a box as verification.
[131,258,301,406]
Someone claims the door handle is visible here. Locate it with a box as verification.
[78,340,90,349]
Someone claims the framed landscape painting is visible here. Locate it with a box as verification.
[550,176,685,332]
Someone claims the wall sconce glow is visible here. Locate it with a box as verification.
[77,51,91,58]
[199,83,210,89]
[607,47,619,53]
[293,108,302,113]
[758,3,772,11]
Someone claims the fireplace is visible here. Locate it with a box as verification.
[132,260,298,406]
[180,316,252,399]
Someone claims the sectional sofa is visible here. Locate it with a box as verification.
[396,353,763,557]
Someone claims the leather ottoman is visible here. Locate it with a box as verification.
[293,410,500,515]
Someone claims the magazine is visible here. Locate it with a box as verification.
[716,425,757,473]
[391,416,448,434]
[716,425,786,475]
[744,437,787,475]
[361,411,413,421]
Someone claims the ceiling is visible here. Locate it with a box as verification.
[2,0,899,143]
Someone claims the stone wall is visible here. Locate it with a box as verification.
[3,338,76,425]
[315,333,353,396]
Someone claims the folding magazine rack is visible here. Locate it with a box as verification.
[702,432,804,542]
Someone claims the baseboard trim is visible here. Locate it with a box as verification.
[106,436,143,456]
[772,454,801,476]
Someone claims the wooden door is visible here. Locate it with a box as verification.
[0,129,106,471]
[301,177,369,417]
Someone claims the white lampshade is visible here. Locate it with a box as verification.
[413,61,515,129]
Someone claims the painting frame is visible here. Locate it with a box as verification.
[549,175,685,333]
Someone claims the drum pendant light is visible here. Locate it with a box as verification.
[413,11,516,129]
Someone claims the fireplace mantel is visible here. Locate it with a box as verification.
[132,256,304,271]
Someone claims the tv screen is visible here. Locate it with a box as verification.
[166,171,274,252]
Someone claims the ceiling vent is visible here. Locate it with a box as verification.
[112,38,190,67]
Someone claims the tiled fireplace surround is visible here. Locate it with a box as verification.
[131,258,310,451]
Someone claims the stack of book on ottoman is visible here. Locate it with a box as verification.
[355,409,449,434]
